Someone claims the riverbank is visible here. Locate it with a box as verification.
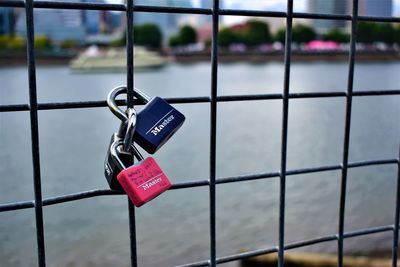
[0,51,74,66]
[241,252,395,267]
[173,50,400,63]
[0,50,399,67]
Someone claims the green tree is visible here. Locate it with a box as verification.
[0,35,11,50]
[322,28,350,43]
[110,33,126,47]
[169,25,197,47]
[35,35,52,50]
[274,27,286,44]
[218,27,238,47]
[61,39,79,49]
[292,24,316,43]
[357,22,375,43]
[134,24,162,49]
[240,20,272,46]
[395,25,400,45]
[168,35,181,47]
[8,36,25,50]
[374,23,395,44]
[178,25,197,45]
[358,22,395,44]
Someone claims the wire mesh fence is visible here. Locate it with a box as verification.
[0,0,399,267]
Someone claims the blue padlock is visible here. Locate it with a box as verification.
[134,88,185,154]
[107,86,185,154]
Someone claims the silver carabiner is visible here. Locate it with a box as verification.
[110,139,144,171]
[123,107,137,153]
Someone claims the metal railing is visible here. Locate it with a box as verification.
[0,0,399,267]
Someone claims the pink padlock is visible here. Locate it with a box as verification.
[117,157,171,207]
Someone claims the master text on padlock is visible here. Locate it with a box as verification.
[148,114,175,136]
[138,174,163,191]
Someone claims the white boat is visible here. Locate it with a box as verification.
[70,46,167,72]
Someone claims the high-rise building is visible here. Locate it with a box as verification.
[309,0,393,33]
[15,0,122,43]
[16,6,86,43]
[358,0,392,16]
[0,8,14,35]
[308,0,347,32]
[83,9,101,34]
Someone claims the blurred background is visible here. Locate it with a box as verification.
[0,0,399,266]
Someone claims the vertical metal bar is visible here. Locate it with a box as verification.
[338,1,358,267]
[278,1,293,266]
[126,0,134,107]
[392,147,400,267]
[209,0,219,266]
[126,1,137,267]
[128,200,137,267]
[25,0,46,266]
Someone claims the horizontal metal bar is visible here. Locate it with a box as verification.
[352,90,400,96]
[43,189,121,205]
[1,90,399,113]
[348,158,399,168]
[0,0,24,8]
[1,158,397,213]
[176,224,397,267]
[170,179,209,189]
[134,5,211,15]
[0,1,399,22]
[219,9,286,18]
[343,225,394,238]
[0,0,125,10]
[293,12,350,20]
[0,104,29,112]
[0,0,211,14]
[34,1,125,11]
[358,15,400,23]
[217,171,280,184]
[0,97,209,112]
[0,200,35,212]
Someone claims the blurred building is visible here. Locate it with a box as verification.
[134,0,194,42]
[309,0,393,33]
[0,8,14,35]
[79,0,122,35]
[358,0,393,16]
[82,6,101,34]
[15,0,121,43]
[308,0,347,32]
[16,2,86,43]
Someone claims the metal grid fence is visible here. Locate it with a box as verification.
[0,0,399,267]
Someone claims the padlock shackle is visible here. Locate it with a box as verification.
[110,140,145,170]
[107,85,151,122]
[107,85,128,122]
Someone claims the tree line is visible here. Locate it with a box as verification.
[123,20,400,49]
[0,35,78,51]
[1,20,399,52]
[217,20,400,47]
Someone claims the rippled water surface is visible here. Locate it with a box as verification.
[0,62,399,267]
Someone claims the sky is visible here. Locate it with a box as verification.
[104,0,400,16]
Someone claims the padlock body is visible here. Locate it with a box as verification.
[104,134,133,190]
[117,157,171,207]
[135,97,185,154]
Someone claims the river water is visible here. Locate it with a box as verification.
[0,62,399,267]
